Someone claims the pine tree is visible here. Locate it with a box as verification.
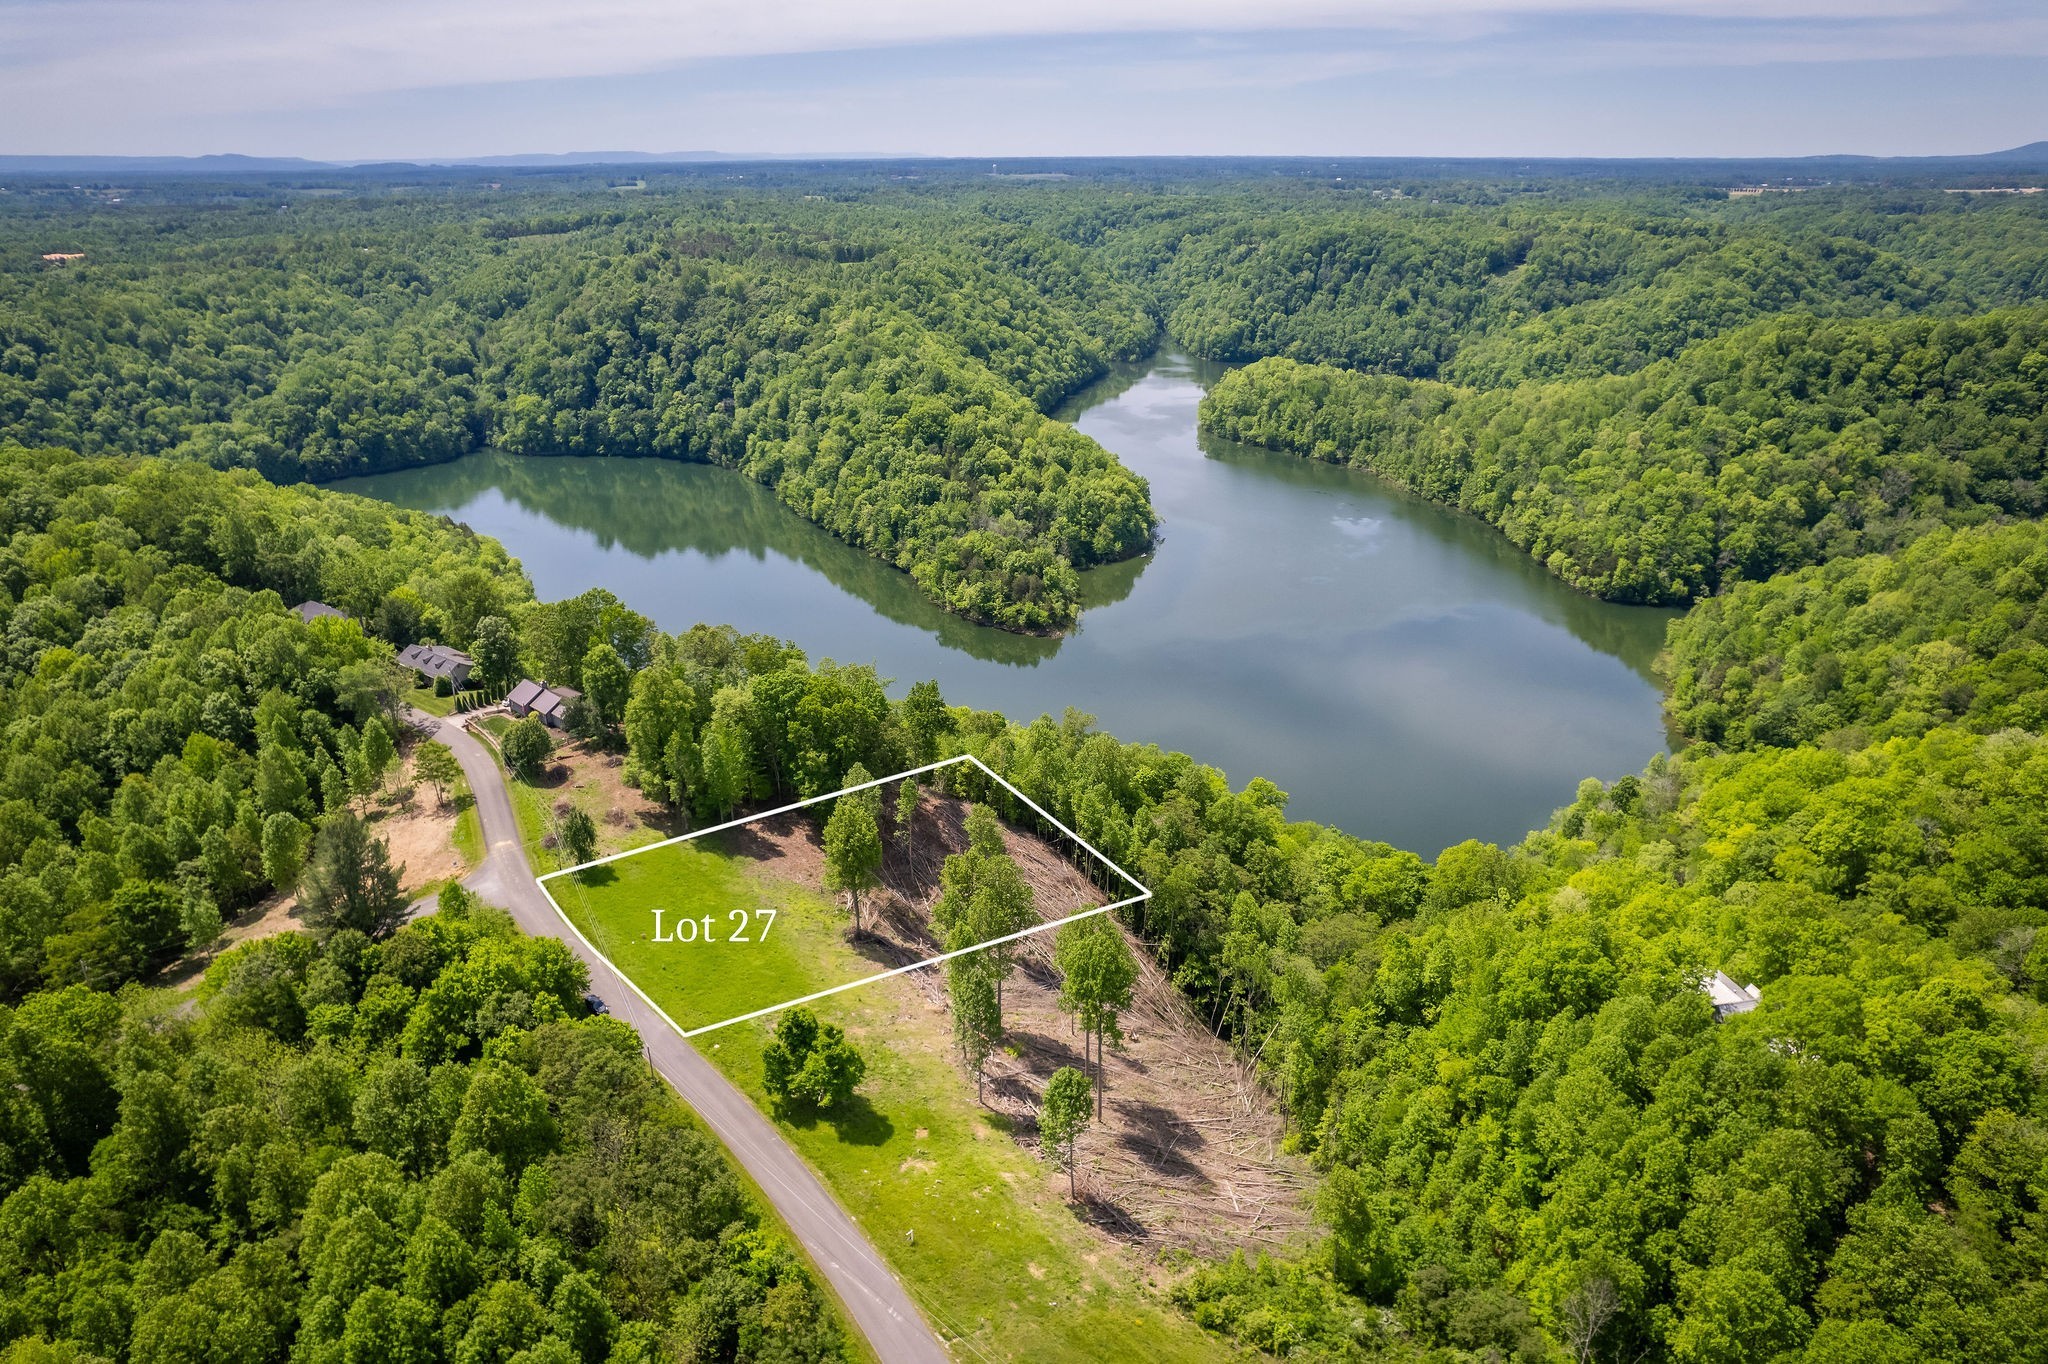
[298,812,408,940]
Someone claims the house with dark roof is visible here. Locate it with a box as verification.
[396,643,473,689]
[503,678,582,728]
[505,679,546,716]
[535,684,582,729]
[292,600,349,624]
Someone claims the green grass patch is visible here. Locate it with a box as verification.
[407,685,460,717]
[474,723,670,874]
[504,777,555,873]
[553,841,829,1030]
[549,841,1235,1364]
[452,798,483,865]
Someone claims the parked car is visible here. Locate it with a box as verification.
[582,991,609,1016]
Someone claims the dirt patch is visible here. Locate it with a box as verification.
[160,890,305,993]
[362,741,479,892]
[731,789,1316,1259]
[369,797,466,894]
[532,736,686,855]
[719,787,1100,933]
[161,736,473,994]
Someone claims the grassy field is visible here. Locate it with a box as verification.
[452,800,483,865]
[548,840,1241,1364]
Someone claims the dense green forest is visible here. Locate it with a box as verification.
[0,894,847,1364]
[1664,520,2048,748]
[593,610,2048,1362]
[0,449,846,1363]
[0,203,1157,630]
[1202,308,2048,603]
[8,179,2047,625]
[0,450,528,998]
[6,437,2048,1361]
[1128,192,2048,384]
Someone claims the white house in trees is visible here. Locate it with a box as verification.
[1702,971,1761,1020]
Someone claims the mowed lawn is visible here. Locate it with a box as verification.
[549,840,824,1032]
[548,840,1241,1364]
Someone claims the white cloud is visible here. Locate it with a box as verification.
[0,0,2039,154]
[0,0,2009,120]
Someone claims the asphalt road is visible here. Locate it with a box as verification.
[415,709,949,1364]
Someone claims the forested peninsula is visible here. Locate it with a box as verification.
[1200,309,2048,602]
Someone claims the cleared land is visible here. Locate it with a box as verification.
[471,712,680,872]
[165,735,480,989]
[548,789,1312,1361]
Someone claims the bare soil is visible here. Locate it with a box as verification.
[161,890,304,993]
[369,794,467,893]
[719,789,1316,1259]
[161,739,474,992]
[523,732,685,855]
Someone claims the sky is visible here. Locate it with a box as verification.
[1,0,2043,160]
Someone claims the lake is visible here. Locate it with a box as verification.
[336,353,1677,854]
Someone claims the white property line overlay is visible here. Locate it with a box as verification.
[533,753,1153,1038]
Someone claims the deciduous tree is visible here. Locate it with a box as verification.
[822,782,883,936]
[1040,1067,1092,1200]
[761,1008,866,1114]
[502,716,553,783]
[1054,914,1137,1119]
[558,807,598,867]
[412,741,461,809]
[946,949,1001,1103]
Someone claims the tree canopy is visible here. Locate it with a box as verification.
[1202,308,2048,603]
[0,893,849,1364]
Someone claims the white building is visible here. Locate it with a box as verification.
[1702,971,1761,1020]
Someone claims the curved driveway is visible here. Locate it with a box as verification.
[414,709,949,1364]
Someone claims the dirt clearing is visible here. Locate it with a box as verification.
[717,788,1316,1259]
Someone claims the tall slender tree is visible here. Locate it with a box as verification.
[947,946,1002,1104]
[895,777,920,862]
[1055,914,1139,1119]
[823,778,883,935]
[1040,1067,1093,1200]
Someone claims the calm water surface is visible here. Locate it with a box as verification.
[338,353,1676,854]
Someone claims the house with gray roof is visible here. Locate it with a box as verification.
[535,684,581,729]
[396,643,473,689]
[293,600,349,624]
[505,678,546,716]
[504,678,582,729]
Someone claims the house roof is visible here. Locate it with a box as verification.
[292,600,347,623]
[1703,971,1761,1015]
[506,679,545,709]
[535,686,580,717]
[396,643,473,679]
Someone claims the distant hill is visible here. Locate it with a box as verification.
[1978,141,2048,163]
[0,149,899,176]
[0,153,338,174]
[424,150,747,165]
[0,143,2039,179]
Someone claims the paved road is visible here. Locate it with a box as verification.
[414,710,949,1364]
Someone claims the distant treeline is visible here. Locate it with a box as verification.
[7,181,2047,625]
